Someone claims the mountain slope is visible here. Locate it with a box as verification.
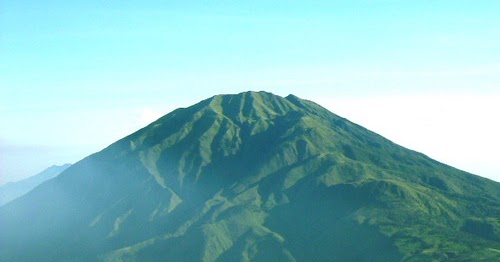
[0,91,499,261]
[0,164,71,206]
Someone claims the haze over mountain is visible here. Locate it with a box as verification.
[0,164,71,206]
[0,91,498,261]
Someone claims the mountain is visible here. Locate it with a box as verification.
[0,91,499,261]
[0,164,71,206]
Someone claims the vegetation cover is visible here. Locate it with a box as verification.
[1,91,498,261]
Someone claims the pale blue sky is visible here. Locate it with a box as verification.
[1,1,500,183]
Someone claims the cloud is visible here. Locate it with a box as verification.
[138,107,164,126]
[313,94,500,182]
[0,143,85,185]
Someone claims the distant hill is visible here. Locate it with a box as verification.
[0,92,498,261]
[0,164,71,206]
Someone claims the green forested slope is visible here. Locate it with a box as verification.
[0,91,498,261]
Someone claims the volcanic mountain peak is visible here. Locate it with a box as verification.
[207,91,301,120]
[1,91,499,261]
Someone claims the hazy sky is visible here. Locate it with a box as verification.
[1,1,499,184]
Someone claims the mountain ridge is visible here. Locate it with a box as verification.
[1,91,498,261]
[0,164,71,206]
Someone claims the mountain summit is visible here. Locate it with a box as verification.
[1,91,499,261]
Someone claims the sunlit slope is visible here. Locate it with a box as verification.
[1,91,498,261]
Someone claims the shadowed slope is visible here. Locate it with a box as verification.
[0,164,71,206]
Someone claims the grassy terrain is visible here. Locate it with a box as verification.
[0,91,499,261]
